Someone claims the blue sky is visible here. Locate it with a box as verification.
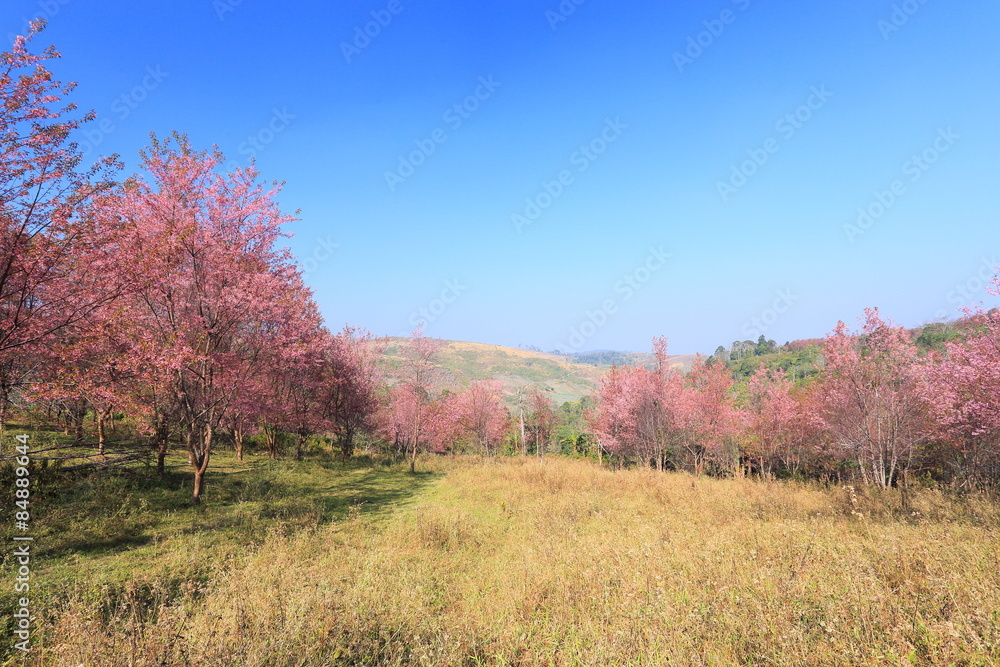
[6,0,999,354]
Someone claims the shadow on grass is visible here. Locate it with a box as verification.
[56,531,155,555]
[19,454,441,563]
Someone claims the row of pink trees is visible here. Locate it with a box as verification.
[591,300,1000,489]
[379,330,514,467]
[589,337,740,474]
[1,25,388,503]
[24,133,385,503]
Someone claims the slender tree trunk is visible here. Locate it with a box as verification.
[264,425,278,459]
[519,408,526,455]
[409,408,421,473]
[157,436,168,475]
[340,429,354,466]
[900,467,910,511]
[0,387,8,435]
[295,431,305,461]
[183,429,193,470]
[96,410,106,456]
[234,427,244,461]
[191,422,213,505]
[73,407,84,444]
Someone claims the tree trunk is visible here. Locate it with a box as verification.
[157,438,168,475]
[152,417,170,475]
[96,410,106,456]
[73,407,85,444]
[519,409,526,455]
[409,409,421,473]
[295,431,305,461]
[340,429,354,466]
[234,427,244,461]
[263,424,278,459]
[190,422,213,505]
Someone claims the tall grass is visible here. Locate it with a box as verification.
[16,456,1000,665]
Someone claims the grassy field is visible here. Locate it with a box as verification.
[3,453,1000,666]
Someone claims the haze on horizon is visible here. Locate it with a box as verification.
[9,0,999,354]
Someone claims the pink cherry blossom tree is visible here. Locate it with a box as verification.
[111,133,322,503]
[395,327,442,472]
[921,274,1000,487]
[741,366,802,476]
[319,327,385,464]
[0,22,120,425]
[818,308,931,488]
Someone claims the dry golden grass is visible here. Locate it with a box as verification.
[28,457,1000,666]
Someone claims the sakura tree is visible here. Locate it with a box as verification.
[922,274,1000,487]
[111,133,322,503]
[680,356,741,475]
[741,366,801,476]
[0,21,119,375]
[452,380,510,456]
[319,327,385,464]
[590,337,689,470]
[395,327,442,472]
[818,308,931,488]
[525,387,556,458]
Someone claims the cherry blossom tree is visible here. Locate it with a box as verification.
[741,366,801,476]
[818,308,931,488]
[110,133,321,503]
[395,327,442,472]
[525,387,557,459]
[922,274,1000,487]
[319,327,385,464]
[0,21,119,371]
[590,337,690,470]
[452,380,510,456]
[679,356,741,475]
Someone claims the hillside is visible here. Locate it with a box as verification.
[379,338,696,405]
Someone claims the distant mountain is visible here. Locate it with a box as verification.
[379,338,695,405]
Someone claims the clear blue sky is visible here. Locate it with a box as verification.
[7,0,999,354]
